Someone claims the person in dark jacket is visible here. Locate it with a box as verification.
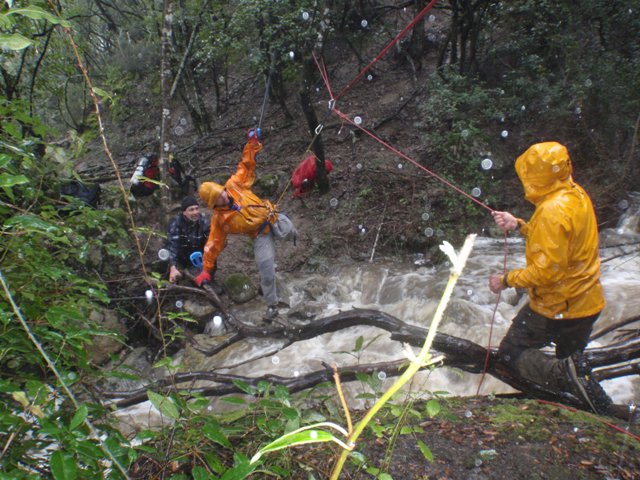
[166,195,210,283]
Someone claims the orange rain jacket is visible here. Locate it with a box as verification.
[504,142,605,319]
[199,141,278,273]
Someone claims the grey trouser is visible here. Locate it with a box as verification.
[253,214,296,307]
[498,305,599,391]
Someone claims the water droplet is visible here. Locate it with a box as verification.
[428,14,436,22]
[175,300,183,308]
[180,117,187,126]
[289,51,295,60]
[520,105,526,111]
[618,199,629,210]
[174,126,185,136]
[361,19,368,28]
[158,248,170,260]
[424,227,434,237]
[329,198,339,208]
[310,430,318,439]
[481,158,493,170]
[471,187,482,197]
[574,107,582,115]
[500,130,509,138]
[436,229,444,237]
[421,212,430,221]
[354,116,363,125]
[302,11,309,20]
[397,163,403,169]
[584,78,592,87]
[461,129,470,138]
[67,372,77,380]
[272,356,280,365]
[552,165,560,173]
[360,227,367,235]
[464,410,473,418]
[213,315,222,326]
[467,289,473,296]
[377,371,387,380]
[356,163,363,169]
[367,74,373,81]
[207,405,213,411]
[145,290,154,302]
[294,370,300,377]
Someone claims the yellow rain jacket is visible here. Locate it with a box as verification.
[199,141,278,273]
[504,142,605,319]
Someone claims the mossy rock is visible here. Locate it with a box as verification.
[223,272,257,304]
[255,173,280,197]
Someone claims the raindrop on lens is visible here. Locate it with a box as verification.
[330,198,339,208]
[310,430,318,439]
[428,14,436,22]
[354,116,363,125]
[356,163,363,169]
[213,315,222,327]
[175,300,183,309]
[361,19,368,28]
[302,11,309,20]
[272,356,280,365]
[294,370,300,377]
[397,163,403,170]
[377,371,387,380]
[481,158,493,170]
[471,187,482,197]
[575,107,582,115]
[520,105,526,111]
[461,129,469,138]
[424,227,434,237]
[421,212,430,221]
[501,130,509,138]
[467,289,473,296]
[67,372,77,380]
[584,79,592,87]
[174,126,184,136]
[158,248,170,260]
[289,51,295,60]
[367,74,373,81]
[145,289,154,302]
[464,410,473,418]
[618,199,629,210]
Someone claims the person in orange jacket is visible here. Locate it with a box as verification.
[489,141,612,414]
[194,129,296,321]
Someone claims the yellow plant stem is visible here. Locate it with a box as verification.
[330,235,476,479]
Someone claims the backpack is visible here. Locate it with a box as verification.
[59,180,101,213]
[130,155,160,197]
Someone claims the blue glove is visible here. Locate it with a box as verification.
[247,128,261,142]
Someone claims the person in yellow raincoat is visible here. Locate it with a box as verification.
[489,141,612,415]
[194,129,296,321]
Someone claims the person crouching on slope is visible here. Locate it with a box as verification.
[194,129,297,321]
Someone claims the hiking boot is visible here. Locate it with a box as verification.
[563,353,612,415]
[263,305,278,323]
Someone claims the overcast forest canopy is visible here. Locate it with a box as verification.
[1,1,639,479]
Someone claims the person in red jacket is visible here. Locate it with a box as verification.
[195,129,297,321]
[291,154,333,197]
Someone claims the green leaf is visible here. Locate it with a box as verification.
[50,450,78,480]
[69,405,88,430]
[0,33,33,50]
[191,467,210,480]
[251,427,340,464]
[0,172,29,187]
[425,399,441,418]
[6,7,71,27]
[417,439,434,462]
[147,390,180,420]
[92,87,112,102]
[354,335,364,352]
[202,421,232,448]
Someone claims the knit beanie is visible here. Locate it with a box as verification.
[181,195,198,211]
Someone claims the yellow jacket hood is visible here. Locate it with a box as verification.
[515,142,573,204]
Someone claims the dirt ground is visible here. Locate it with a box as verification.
[295,396,640,480]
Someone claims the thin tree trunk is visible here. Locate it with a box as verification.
[159,0,173,221]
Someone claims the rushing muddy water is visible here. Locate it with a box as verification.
[115,195,640,432]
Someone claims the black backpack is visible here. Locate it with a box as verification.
[59,180,101,212]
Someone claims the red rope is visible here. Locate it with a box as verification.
[476,229,509,394]
[332,106,494,213]
[335,0,440,101]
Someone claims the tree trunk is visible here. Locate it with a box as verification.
[159,0,174,222]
